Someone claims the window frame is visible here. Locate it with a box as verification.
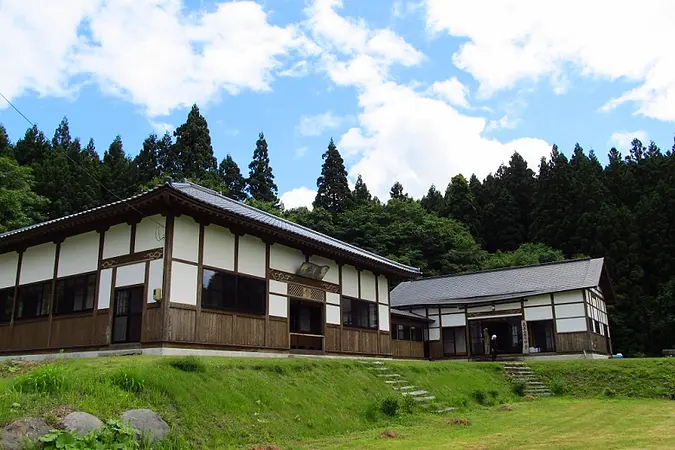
[342,296,378,330]
[53,272,97,316]
[201,267,267,317]
[15,281,52,321]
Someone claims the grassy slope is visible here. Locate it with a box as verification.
[302,398,675,449]
[529,358,675,398]
[0,357,515,448]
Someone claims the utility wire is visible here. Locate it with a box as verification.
[1,91,165,231]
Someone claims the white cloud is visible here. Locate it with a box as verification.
[392,1,423,19]
[297,111,346,136]
[294,146,308,158]
[306,0,551,199]
[610,130,649,150]
[0,0,312,117]
[424,0,675,121]
[428,77,469,108]
[150,121,173,134]
[281,187,316,210]
[485,115,521,132]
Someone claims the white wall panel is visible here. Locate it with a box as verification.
[326,292,340,305]
[58,231,99,277]
[378,304,390,332]
[553,290,584,304]
[555,303,585,319]
[20,243,56,285]
[524,294,551,307]
[172,216,200,262]
[411,308,427,317]
[135,215,165,252]
[269,280,287,295]
[170,261,198,305]
[428,314,440,328]
[309,255,339,284]
[495,302,522,311]
[147,259,163,304]
[115,262,145,287]
[270,244,305,274]
[269,294,288,318]
[326,304,341,325]
[556,317,587,333]
[428,328,441,341]
[524,305,553,321]
[441,306,462,314]
[237,235,266,278]
[441,313,466,327]
[0,252,19,289]
[377,276,389,304]
[203,224,235,271]
[98,269,113,309]
[467,305,493,314]
[103,223,131,259]
[360,271,376,301]
[341,265,358,297]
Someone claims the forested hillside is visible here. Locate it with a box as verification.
[1,104,674,356]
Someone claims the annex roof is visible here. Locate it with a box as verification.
[391,257,615,308]
[390,308,434,323]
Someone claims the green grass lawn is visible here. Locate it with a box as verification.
[301,398,675,449]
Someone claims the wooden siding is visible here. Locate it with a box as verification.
[379,332,392,355]
[168,307,196,342]
[325,325,340,352]
[556,332,590,353]
[50,315,95,349]
[93,311,110,345]
[11,321,50,350]
[590,333,609,354]
[341,328,379,354]
[392,340,425,358]
[198,311,234,345]
[266,317,288,348]
[0,325,10,351]
[233,315,265,347]
[143,306,162,342]
[428,340,444,359]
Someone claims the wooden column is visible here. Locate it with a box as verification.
[338,264,343,352]
[464,307,471,358]
[90,230,106,344]
[46,241,62,348]
[194,223,205,343]
[264,242,271,347]
[582,290,592,352]
[550,293,559,352]
[8,251,23,349]
[161,215,175,342]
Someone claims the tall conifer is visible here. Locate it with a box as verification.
[314,138,351,213]
[219,154,247,201]
[247,132,278,203]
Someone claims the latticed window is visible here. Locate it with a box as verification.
[342,296,377,329]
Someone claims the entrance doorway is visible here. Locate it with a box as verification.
[289,298,324,351]
[469,317,523,355]
[112,286,144,344]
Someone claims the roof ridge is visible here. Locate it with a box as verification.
[170,180,420,273]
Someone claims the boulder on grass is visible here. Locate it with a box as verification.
[60,412,103,436]
[1,418,50,450]
[121,409,169,443]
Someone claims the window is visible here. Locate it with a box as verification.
[0,288,14,323]
[342,296,377,329]
[410,326,423,342]
[202,269,266,316]
[53,274,96,315]
[15,282,52,320]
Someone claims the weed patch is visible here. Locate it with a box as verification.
[379,430,403,438]
[511,380,526,397]
[380,397,399,416]
[13,363,67,394]
[109,370,145,394]
[36,419,139,449]
[168,356,205,373]
[472,389,488,405]
[449,418,471,426]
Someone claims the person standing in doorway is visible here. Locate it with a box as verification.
[490,333,498,361]
[483,327,490,355]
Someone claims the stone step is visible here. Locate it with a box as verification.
[368,367,390,370]
[384,379,407,384]
[526,381,545,386]
[402,390,428,397]
[378,373,401,377]
[434,407,457,414]
[399,386,416,391]
[413,396,436,402]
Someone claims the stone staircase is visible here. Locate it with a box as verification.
[503,362,551,397]
[359,360,455,413]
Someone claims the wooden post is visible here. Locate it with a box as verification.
[194,223,205,343]
[46,242,62,348]
[161,215,175,343]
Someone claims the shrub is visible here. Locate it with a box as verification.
[169,356,205,373]
[39,419,139,449]
[380,396,400,416]
[551,377,566,396]
[448,395,469,408]
[400,395,416,414]
[603,387,616,398]
[110,370,145,394]
[472,389,488,405]
[488,389,499,399]
[511,380,527,397]
[14,363,66,394]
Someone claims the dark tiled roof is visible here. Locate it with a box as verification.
[391,258,606,307]
[169,181,419,275]
[390,309,434,322]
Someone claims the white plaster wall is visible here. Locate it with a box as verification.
[378,304,390,332]
[495,302,522,311]
[170,261,198,305]
[98,269,113,309]
[428,314,440,328]
[309,255,339,284]
[441,313,466,327]
[58,231,99,277]
[147,259,163,304]
[326,304,341,325]
[441,306,462,314]
[411,308,427,317]
[553,290,584,304]
[203,224,235,271]
[103,223,131,259]
[0,252,18,289]
[555,303,585,319]
[115,262,145,287]
[269,294,288,318]
[269,280,287,295]
[524,305,553,321]
[172,216,200,263]
[238,235,266,278]
[135,215,166,252]
[20,243,56,285]
[360,271,376,301]
[556,317,587,333]
[524,294,551,307]
[428,328,441,341]
[377,276,389,304]
[341,265,358,297]
[467,305,493,314]
[326,292,340,305]
[270,244,305,274]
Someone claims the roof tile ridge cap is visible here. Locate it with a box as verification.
[178,181,420,272]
